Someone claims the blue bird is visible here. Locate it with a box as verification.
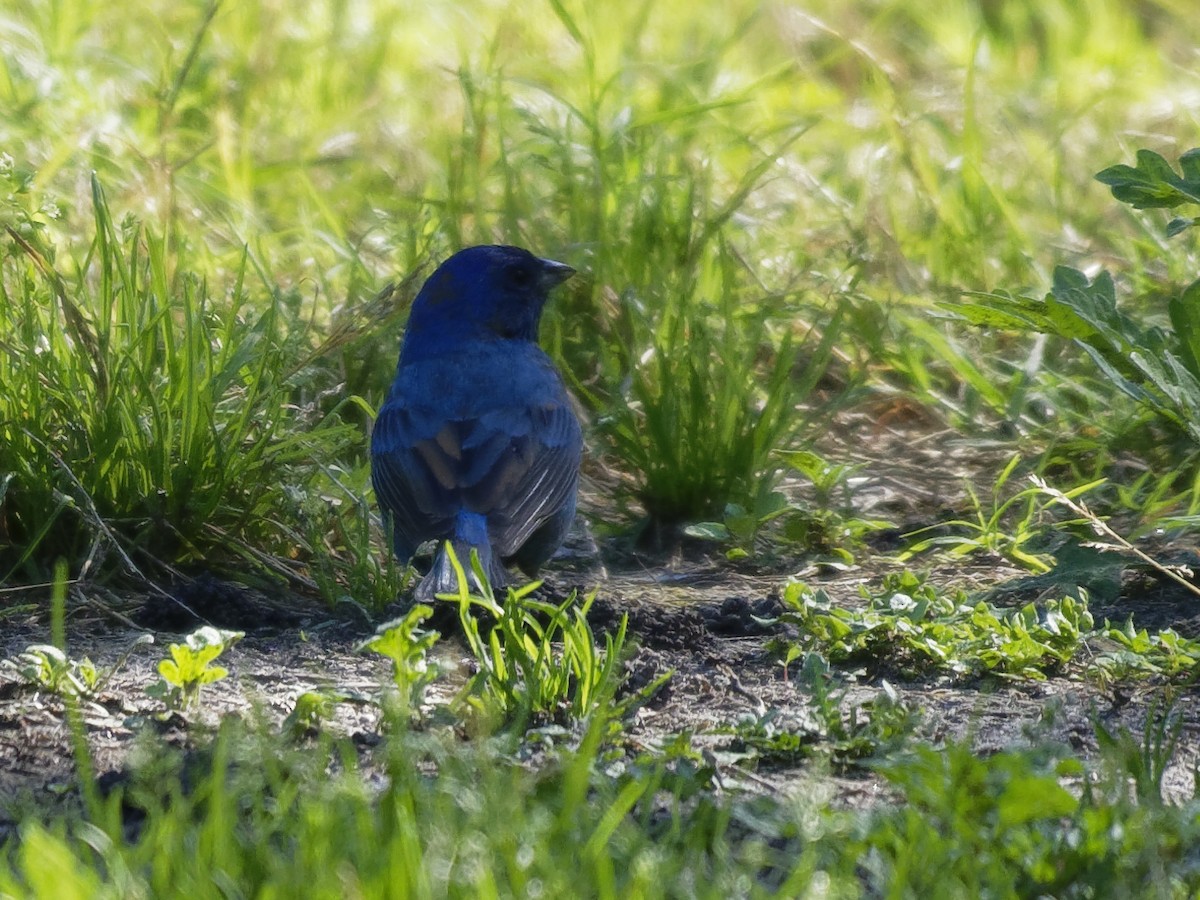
[371,245,583,601]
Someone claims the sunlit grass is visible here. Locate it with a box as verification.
[0,171,389,596]
[5,0,1200,892]
[5,0,1195,570]
[2,686,1198,896]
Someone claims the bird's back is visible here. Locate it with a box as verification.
[371,339,582,563]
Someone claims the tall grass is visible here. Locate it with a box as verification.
[2,0,1199,582]
[0,172,365,588]
[2,697,1198,895]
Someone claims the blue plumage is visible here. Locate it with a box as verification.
[370,245,582,600]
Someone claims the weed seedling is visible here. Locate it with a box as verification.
[685,449,892,563]
[772,571,1093,680]
[1089,619,1200,685]
[1,631,153,700]
[282,689,367,739]
[359,603,440,719]
[725,654,918,771]
[436,545,662,729]
[146,626,243,712]
[2,645,99,699]
[899,454,1057,573]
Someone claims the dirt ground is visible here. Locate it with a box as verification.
[3,419,1200,835]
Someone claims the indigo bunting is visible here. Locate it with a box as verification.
[371,245,582,600]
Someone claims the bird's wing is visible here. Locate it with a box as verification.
[370,402,458,558]
[371,394,581,560]
[465,399,582,557]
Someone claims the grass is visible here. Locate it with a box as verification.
[4,0,1200,893]
[772,570,1096,681]
[2,679,1199,896]
[3,1,1199,570]
[0,175,370,593]
[4,566,1200,896]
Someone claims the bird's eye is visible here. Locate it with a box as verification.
[508,267,533,288]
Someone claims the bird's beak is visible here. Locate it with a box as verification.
[537,258,576,290]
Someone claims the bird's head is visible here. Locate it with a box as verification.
[401,245,574,353]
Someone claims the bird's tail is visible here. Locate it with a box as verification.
[414,511,508,602]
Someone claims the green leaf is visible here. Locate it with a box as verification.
[158,659,182,684]
[946,291,1054,331]
[1077,342,1159,407]
[197,666,228,684]
[1047,267,1131,348]
[683,521,730,541]
[1181,147,1200,182]
[1095,148,1200,209]
[1169,278,1200,379]
[1166,216,1198,237]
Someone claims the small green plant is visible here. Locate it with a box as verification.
[772,571,1093,680]
[146,626,243,712]
[2,644,99,699]
[772,449,894,558]
[953,148,1200,447]
[282,689,366,739]
[900,454,1068,573]
[359,603,440,718]
[438,546,661,728]
[684,494,791,560]
[1093,688,1195,805]
[1088,619,1200,685]
[1,631,153,700]
[796,655,917,765]
[725,654,918,771]
[596,268,838,533]
[685,450,892,562]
